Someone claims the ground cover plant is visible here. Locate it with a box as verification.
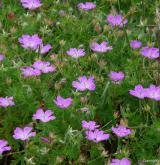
[0,0,160,164]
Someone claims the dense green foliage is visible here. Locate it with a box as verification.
[0,0,160,164]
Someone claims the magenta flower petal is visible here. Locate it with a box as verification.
[0,96,15,107]
[67,48,85,58]
[0,140,11,155]
[109,71,125,82]
[72,76,96,91]
[32,60,56,73]
[140,47,159,59]
[19,34,42,50]
[33,108,56,122]
[40,44,52,54]
[91,41,112,53]
[106,14,128,28]
[54,96,72,109]
[85,129,110,143]
[129,84,147,99]
[20,0,42,10]
[112,125,132,138]
[82,120,99,130]
[13,127,36,141]
[0,54,5,61]
[130,40,142,49]
[77,2,96,10]
[20,67,41,77]
[110,158,131,165]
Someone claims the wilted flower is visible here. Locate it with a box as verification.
[130,40,142,49]
[33,60,56,73]
[112,125,132,138]
[106,14,128,27]
[20,0,42,10]
[85,129,110,143]
[0,54,4,61]
[0,96,15,107]
[54,96,72,109]
[82,121,99,130]
[145,84,160,101]
[110,158,131,165]
[21,67,41,77]
[90,41,113,53]
[77,2,96,10]
[67,48,85,58]
[129,84,147,99]
[109,71,125,82]
[13,127,36,141]
[0,140,11,154]
[40,44,52,54]
[19,34,42,50]
[33,108,56,122]
[140,47,159,59]
[72,76,96,91]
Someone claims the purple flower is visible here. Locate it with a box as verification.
[32,60,56,73]
[106,14,128,28]
[110,158,131,165]
[20,0,42,10]
[0,54,5,61]
[54,96,72,109]
[140,47,159,59]
[85,129,110,143]
[109,71,125,82]
[21,67,41,77]
[129,84,147,99]
[19,34,42,50]
[72,76,96,91]
[13,127,36,141]
[0,140,11,155]
[0,96,15,107]
[146,84,160,101]
[112,125,132,138]
[90,41,113,53]
[77,2,96,10]
[130,40,142,49]
[67,48,85,58]
[40,44,52,54]
[33,108,56,122]
[82,121,99,131]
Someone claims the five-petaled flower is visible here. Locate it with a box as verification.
[33,60,56,73]
[85,129,110,143]
[106,14,128,27]
[130,40,142,49]
[77,2,96,10]
[129,84,147,99]
[90,41,112,53]
[19,34,42,50]
[0,97,15,107]
[140,47,159,59]
[54,96,72,109]
[13,127,36,141]
[67,48,86,58]
[0,140,11,155]
[109,71,125,82]
[72,76,96,91]
[82,120,99,131]
[112,125,132,138]
[110,158,131,165]
[20,0,42,10]
[20,67,41,77]
[33,108,56,122]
